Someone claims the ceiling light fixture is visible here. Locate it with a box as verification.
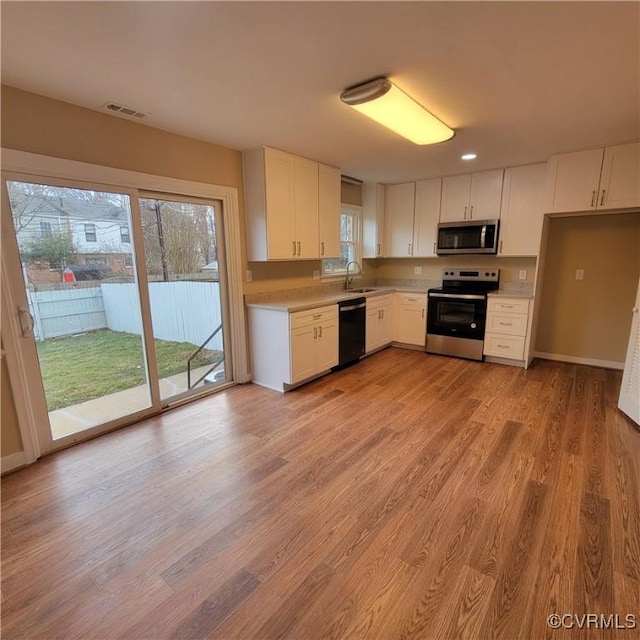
[340,77,454,145]
[461,153,478,160]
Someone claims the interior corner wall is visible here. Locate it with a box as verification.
[535,212,640,363]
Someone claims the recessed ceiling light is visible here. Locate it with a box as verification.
[461,153,478,161]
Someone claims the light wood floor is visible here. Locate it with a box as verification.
[2,350,639,640]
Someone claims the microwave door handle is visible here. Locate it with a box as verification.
[480,225,487,249]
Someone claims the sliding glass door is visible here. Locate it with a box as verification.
[2,175,232,447]
[139,194,229,404]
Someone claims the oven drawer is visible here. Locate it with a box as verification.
[484,333,525,359]
[486,312,528,337]
[487,298,530,314]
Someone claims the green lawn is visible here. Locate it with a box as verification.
[37,329,221,410]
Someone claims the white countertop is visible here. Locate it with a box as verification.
[246,284,532,312]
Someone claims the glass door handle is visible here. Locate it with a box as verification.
[18,306,34,338]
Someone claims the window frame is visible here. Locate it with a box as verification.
[321,203,363,280]
[84,222,97,242]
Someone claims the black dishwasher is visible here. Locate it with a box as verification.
[336,297,366,367]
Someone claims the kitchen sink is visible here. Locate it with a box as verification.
[344,288,379,294]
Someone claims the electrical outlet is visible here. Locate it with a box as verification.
[519,269,528,281]
[575,269,584,281]
[245,269,252,282]
[312,270,320,280]
[414,266,423,275]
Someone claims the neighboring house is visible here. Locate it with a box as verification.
[9,188,133,284]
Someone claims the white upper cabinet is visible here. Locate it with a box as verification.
[362,183,386,258]
[244,147,340,261]
[599,143,640,210]
[412,178,441,257]
[318,163,341,259]
[293,155,320,259]
[384,180,441,258]
[546,142,640,213]
[385,182,416,257]
[498,163,547,257]
[546,148,604,213]
[440,169,504,222]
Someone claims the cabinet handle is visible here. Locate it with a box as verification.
[421,308,425,318]
[600,189,606,206]
[464,206,468,219]
[497,344,509,349]
[499,240,503,254]
[320,241,324,256]
[297,241,301,256]
[313,314,322,319]
[292,241,296,257]
[314,327,318,339]
[433,242,436,255]
[469,205,474,219]
[318,325,322,338]
[377,243,380,256]
[590,190,596,207]
[499,322,513,327]
[501,304,515,309]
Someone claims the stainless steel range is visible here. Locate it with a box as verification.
[426,268,499,361]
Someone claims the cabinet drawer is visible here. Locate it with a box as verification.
[484,333,525,359]
[487,297,530,314]
[366,294,393,310]
[486,312,528,337]
[394,292,426,307]
[290,305,337,329]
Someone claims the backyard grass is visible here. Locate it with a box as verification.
[37,329,221,410]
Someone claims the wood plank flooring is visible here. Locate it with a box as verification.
[2,350,639,639]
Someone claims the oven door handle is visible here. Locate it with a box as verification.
[480,224,487,249]
[428,292,486,301]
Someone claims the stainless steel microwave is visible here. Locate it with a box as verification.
[436,219,499,255]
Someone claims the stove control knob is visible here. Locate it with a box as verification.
[485,272,489,276]
[492,272,496,276]
[471,323,477,329]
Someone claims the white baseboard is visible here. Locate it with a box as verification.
[1,451,27,475]
[534,352,624,370]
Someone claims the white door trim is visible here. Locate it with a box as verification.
[1,148,249,461]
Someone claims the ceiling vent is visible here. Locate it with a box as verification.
[102,102,147,119]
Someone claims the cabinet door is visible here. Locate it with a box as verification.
[394,306,426,346]
[499,164,546,256]
[413,178,441,257]
[265,148,296,259]
[365,306,379,353]
[378,304,393,346]
[469,169,504,220]
[546,148,604,213]
[293,156,319,259]
[385,183,416,257]
[316,320,338,371]
[363,183,385,258]
[599,142,640,210]
[318,164,341,258]
[290,325,318,383]
[440,174,472,222]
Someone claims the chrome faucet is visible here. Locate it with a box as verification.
[344,260,362,290]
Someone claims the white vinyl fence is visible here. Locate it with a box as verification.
[28,282,223,350]
[28,288,106,340]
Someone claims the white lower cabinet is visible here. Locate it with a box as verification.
[248,304,338,391]
[483,296,530,363]
[393,292,427,347]
[366,294,393,353]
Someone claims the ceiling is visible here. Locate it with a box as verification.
[1,1,639,184]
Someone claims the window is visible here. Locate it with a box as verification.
[321,205,362,277]
[124,255,133,267]
[84,223,97,242]
[120,225,130,243]
[40,221,52,237]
